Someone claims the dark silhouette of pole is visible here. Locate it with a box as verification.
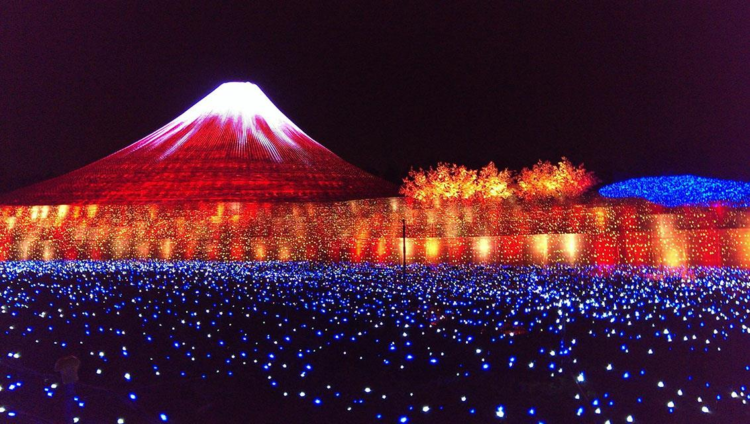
[402,219,406,280]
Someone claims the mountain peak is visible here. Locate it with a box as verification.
[0,82,397,204]
[176,82,293,127]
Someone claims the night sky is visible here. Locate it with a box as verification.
[3,2,750,193]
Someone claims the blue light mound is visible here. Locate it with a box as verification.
[599,175,750,207]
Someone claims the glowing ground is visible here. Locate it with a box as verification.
[1,262,749,423]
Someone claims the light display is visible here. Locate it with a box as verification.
[1,198,750,267]
[400,163,513,202]
[599,175,750,207]
[0,79,747,424]
[1,83,744,268]
[400,158,596,203]
[478,162,515,200]
[1,261,750,422]
[0,82,396,205]
[515,157,598,200]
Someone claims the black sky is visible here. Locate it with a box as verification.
[2,1,750,192]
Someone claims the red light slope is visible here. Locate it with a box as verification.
[1,82,396,205]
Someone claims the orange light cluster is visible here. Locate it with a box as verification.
[1,199,749,268]
[516,157,598,200]
[400,158,596,203]
[400,162,513,202]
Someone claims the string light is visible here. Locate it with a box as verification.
[599,175,750,207]
[400,158,596,202]
[0,82,395,205]
[0,261,748,422]
[1,198,749,267]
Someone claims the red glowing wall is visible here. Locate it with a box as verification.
[2,199,750,267]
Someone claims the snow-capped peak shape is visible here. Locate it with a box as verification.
[124,82,325,163]
[178,82,293,125]
[1,82,396,205]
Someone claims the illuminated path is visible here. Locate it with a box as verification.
[1,261,749,423]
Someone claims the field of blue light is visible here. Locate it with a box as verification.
[599,175,750,206]
[1,261,749,423]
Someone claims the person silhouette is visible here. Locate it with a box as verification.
[54,355,81,424]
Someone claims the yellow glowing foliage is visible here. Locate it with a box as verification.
[516,157,598,201]
[401,158,594,202]
[478,162,514,200]
[400,162,512,202]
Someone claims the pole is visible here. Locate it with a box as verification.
[402,219,406,280]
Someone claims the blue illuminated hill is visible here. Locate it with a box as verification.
[599,175,750,207]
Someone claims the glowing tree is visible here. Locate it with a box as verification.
[400,167,432,202]
[516,157,597,200]
[401,162,514,202]
[401,163,479,201]
[477,162,514,200]
[432,163,479,200]
[402,158,595,203]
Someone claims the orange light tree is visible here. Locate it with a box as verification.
[516,157,598,200]
[400,162,513,202]
[478,162,514,200]
[400,163,477,201]
[400,158,596,202]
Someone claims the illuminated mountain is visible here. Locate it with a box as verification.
[1,82,396,205]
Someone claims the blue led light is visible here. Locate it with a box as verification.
[599,175,750,206]
[0,261,748,422]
